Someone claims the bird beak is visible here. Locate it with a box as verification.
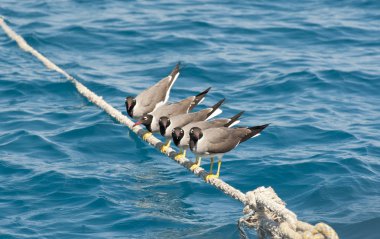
[159,126,166,136]
[133,121,142,128]
[173,132,181,139]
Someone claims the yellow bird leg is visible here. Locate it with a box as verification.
[209,157,214,174]
[216,159,221,177]
[190,156,202,171]
[206,158,221,182]
[174,149,186,161]
[142,132,152,141]
[160,139,171,153]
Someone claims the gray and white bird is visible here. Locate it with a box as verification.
[171,111,244,160]
[125,63,180,119]
[133,87,211,140]
[158,99,225,153]
[188,124,269,181]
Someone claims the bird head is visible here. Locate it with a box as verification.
[189,127,203,142]
[159,116,171,136]
[133,114,153,132]
[189,127,203,151]
[172,127,185,146]
[125,96,136,117]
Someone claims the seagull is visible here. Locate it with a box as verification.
[188,124,269,181]
[125,63,180,119]
[132,87,211,140]
[171,111,244,161]
[158,99,225,154]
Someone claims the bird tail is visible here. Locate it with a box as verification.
[224,111,245,127]
[240,124,270,143]
[206,98,225,120]
[189,87,211,111]
[169,62,181,85]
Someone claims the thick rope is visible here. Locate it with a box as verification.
[0,17,338,239]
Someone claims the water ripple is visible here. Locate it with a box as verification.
[1,0,379,238]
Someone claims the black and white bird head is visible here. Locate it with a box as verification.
[158,116,171,136]
[172,127,185,146]
[125,96,136,117]
[133,114,153,132]
[189,127,203,143]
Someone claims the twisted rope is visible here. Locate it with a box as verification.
[240,187,338,239]
[0,17,338,239]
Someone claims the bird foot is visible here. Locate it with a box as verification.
[190,164,199,171]
[161,144,169,154]
[142,132,152,141]
[174,153,185,161]
[205,174,219,182]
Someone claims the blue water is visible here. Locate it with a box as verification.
[1,1,379,238]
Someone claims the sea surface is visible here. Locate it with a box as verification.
[1,1,379,238]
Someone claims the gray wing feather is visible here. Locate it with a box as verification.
[154,96,195,117]
[136,75,173,109]
[202,128,250,154]
[180,119,229,147]
[174,108,212,127]
[164,109,210,137]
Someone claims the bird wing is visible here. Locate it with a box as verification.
[135,62,180,111]
[208,119,231,127]
[136,75,173,109]
[151,96,195,124]
[202,128,249,154]
[180,119,230,147]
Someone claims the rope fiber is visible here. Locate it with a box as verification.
[0,17,339,239]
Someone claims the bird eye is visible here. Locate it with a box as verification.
[190,129,193,133]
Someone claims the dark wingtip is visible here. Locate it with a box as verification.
[249,123,270,134]
[224,110,245,127]
[170,62,181,78]
[233,111,245,120]
[189,87,212,111]
[240,123,270,143]
[206,98,225,118]
[196,87,211,97]
[214,98,226,109]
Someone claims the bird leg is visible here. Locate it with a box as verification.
[209,157,214,174]
[174,148,186,160]
[190,156,202,171]
[206,157,222,182]
[205,157,215,181]
[142,132,152,141]
[160,139,171,154]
